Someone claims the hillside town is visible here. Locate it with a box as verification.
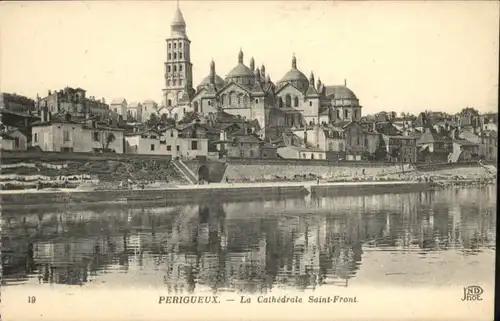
[0,6,498,166]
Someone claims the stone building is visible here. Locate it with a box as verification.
[163,6,363,138]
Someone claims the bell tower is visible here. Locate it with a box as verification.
[163,3,194,109]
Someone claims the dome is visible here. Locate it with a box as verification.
[225,49,256,86]
[198,74,225,89]
[277,55,309,90]
[279,69,308,84]
[198,60,225,90]
[324,85,358,100]
[226,64,255,79]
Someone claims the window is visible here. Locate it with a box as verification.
[329,142,333,150]
[150,144,155,151]
[311,154,315,159]
[173,79,177,86]
[179,79,183,86]
[167,145,172,151]
[173,43,177,49]
[255,99,259,103]
[63,130,70,142]
[357,137,360,145]
[93,132,100,141]
[168,53,171,60]
[279,97,284,108]
[173,65,177,72]
[294,96,299,107]
[179,53,183,59]
[167,99,172,107]
[167,65,171,72]
[309,101,312,106]
[191,141,198,150]
[179,42,182,48]
[179,65,183,71]
[114,108,117,112]
[240,150,244,158]
[176,145,180,151]
[170,131,174,137]
[168,43,171,49]
[319,154,323,159]
[14,137,19,148]
[285,95,292,108]
[173,53,177,59]
[302,153,306,158]
[249,150,254,157]
[34,133,38,143]
[208,100,211,106]
[344,110,348,118]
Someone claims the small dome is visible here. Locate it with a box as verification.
[277,55,309,90]
[198,74,225,88]
[226,64,255,79]
[325,85,358,100]
[225,49,255,86]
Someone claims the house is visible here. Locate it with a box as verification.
[125,128,163,155]
[110,98,128,121]
[277,145,327,160]
[175,123,209,159]
[127,102,142,122]
[343,121,364,160]
[480,131,497,162]
[214,132,264,158]
[141,100,159,123]
[382,135,418,163]
[449,139,480,163]
[31,109,124,153]
[416,127,452,162]
[0,129,27,151]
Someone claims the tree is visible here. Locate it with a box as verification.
[373,136,387,161]
[159,113,176,127]
[179,111,197,124]
[100,131,116,152]
[147,113,159,126]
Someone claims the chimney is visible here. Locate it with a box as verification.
[40,108,46,122]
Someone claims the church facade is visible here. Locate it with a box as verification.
[163,7,363,138]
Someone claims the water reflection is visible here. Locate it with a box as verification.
[1,186,496,293]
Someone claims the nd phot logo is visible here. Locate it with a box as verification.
[461,285,483,301]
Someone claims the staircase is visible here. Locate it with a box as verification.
[172,159,198,184]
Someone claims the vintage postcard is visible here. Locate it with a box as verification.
[0,1,497,320]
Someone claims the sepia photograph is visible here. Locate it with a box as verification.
[0,1,497,320]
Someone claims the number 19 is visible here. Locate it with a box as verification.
[28,296,36,303]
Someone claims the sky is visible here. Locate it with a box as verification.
[0,1,498,115]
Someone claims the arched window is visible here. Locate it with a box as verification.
[221,94,226,105]
[173,53,177,59]
[173,65,177,72]
[336,109,340,119]
[179,53,183,59]
[279,97,284,108]
[179,42,183,48]
[242,95,248,106]
[167,99,172,107]
[167,65,171,72]
[168,43,171,49]
[208,100,211,106]
[294,96,299,107]
[168,53,171,60]
[173,43,177,49]
[193,101,199,113]
[285,95,292,108]
[228,93,232,105]
[179,65,183,71]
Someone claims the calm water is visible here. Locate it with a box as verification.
[1,186,496,293]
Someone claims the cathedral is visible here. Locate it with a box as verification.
[163,6,363,137]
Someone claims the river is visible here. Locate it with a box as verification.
[1,185,496,293]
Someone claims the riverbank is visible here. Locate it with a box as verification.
[0,180,434,208]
